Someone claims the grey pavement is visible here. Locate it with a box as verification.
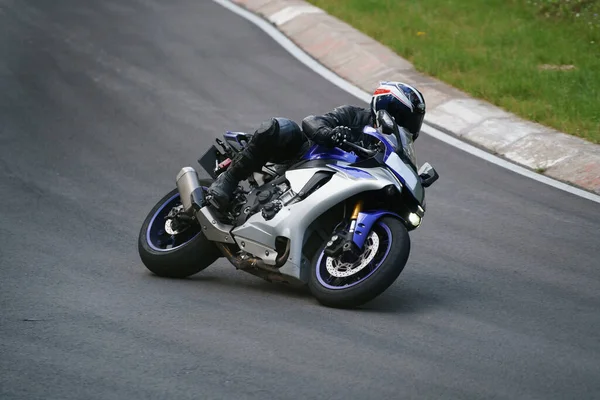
[0,0,599,399]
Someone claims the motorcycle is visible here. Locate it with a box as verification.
[138,110,439,308]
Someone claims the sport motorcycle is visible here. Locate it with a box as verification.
[138,110,439,308]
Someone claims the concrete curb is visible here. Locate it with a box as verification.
[231,0,600,195]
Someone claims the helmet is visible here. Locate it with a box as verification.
[370,81,426,140]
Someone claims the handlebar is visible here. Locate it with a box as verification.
[341,140,378,158]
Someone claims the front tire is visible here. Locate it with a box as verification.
[308,216,410,308]
[138,183,221,278]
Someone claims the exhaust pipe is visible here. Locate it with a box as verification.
[176,167,204,213]
[176,167,233,243]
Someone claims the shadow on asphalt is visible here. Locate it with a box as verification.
[144,269,313,300]
[359,285,444,314]
[139,262,464,314]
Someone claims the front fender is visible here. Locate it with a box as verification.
[353,211,405,249]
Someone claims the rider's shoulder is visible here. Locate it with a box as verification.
[332,104,369,114]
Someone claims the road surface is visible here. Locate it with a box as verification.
[1,0,599,398]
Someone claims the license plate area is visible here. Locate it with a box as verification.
[198,145,228,179]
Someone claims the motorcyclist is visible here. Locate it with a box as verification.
[206,81,426,212]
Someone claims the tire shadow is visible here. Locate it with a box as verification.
[144,267,314,301]
[140,261,475,314]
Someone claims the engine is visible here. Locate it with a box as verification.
[229,168,335,226]
[232,176,295,225]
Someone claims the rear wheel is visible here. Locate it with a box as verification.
[138,181,221,278]
[308,216,410,308]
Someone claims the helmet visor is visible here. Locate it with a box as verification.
[407,111,424,136]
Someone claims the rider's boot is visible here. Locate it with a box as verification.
[207,148,261,212]
[207,117,306,212]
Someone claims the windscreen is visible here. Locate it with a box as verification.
[397,127,417,169]
[365,125,417,171]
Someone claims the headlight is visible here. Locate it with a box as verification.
[408,213,421,227]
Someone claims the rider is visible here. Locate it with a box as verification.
[206,81,426,212]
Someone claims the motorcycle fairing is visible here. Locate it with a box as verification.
[385,152,423,204]
[230,165,399,281]
[302,126,424,203]
[327,164,375,180]
[301,144,359,164]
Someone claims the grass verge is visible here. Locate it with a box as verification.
[307,0,600,143]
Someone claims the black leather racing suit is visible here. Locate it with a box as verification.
[229,105,373,172]
[301,105,373,148]
[207,105,373,210]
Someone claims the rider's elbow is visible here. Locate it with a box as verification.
[301,115,319,138]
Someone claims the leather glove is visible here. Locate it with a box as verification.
[328,126,352,148]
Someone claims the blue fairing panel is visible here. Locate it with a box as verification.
[327,164,374,180]
[302,144,359,163]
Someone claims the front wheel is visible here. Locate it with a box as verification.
[308,216,410,308]
[138,183,221,278]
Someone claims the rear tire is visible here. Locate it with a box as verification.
[308,216,410,308]
[138,182,221,278]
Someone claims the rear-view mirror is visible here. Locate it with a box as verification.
[418,162,439,188]
[376,110,398,135]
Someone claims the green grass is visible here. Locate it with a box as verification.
[307,0,600,143]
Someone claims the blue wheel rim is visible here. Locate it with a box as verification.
[146,192,201,252]
[316,221,393,290]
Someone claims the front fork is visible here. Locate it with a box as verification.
[324,199,364,260]
[347,200,364,239]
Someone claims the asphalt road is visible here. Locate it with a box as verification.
[1,0,599,399]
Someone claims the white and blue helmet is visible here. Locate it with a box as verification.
[370,81,426,139]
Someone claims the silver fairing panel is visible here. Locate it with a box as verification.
[385,152,424,204]
[231,165,398,282]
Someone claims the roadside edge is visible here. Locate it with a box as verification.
[214,0,600,201]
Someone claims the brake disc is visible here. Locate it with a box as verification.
[325,231,380,278]
[164,205,189,235]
